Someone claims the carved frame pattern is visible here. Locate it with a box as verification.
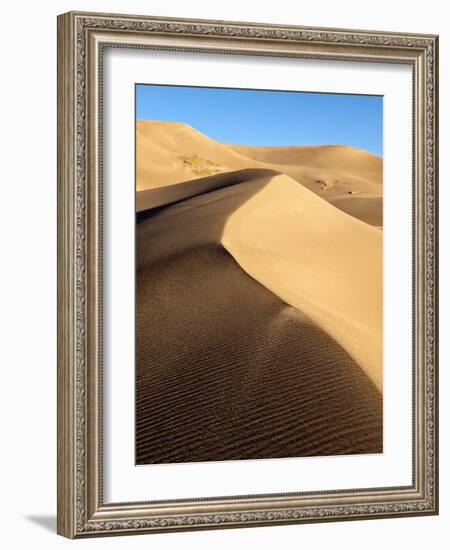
[57,11,438,538]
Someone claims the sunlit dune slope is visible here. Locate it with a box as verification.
[136,120,249,189]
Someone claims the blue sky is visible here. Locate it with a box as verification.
[136,84,383,156]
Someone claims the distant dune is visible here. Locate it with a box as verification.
[137,120,383,227]
[135,120,383,464]
[228,142,382,183]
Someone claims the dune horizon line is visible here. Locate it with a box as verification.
[137,119,383,158]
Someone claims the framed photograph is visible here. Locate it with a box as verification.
[57,11,439,538]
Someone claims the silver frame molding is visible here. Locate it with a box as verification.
[57,11,439,538]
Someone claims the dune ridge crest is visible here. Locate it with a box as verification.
[218,172,382,390]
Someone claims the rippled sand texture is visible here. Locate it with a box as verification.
[135,122,383,464]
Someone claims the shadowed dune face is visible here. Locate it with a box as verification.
[136,168,383,464]
[136,120,383,227]
[136,245,382,464]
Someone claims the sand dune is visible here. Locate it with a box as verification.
[136,168,277,212]
[136,120,249,190]
[136,121,383,464]
[331,196,383,228]
[228,142,382,184]
[137,120,383,226]
[136,169,382,464]
[136,247,382,464]
[138,168,382,388]
[220,172,382,390]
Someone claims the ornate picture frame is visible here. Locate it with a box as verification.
[57,11,438,538]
